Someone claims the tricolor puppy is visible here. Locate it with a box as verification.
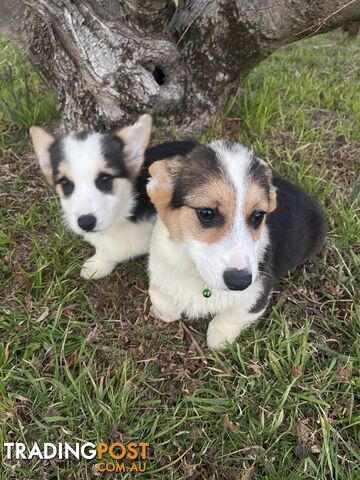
[147,140,326,349]
[30,115,195,279]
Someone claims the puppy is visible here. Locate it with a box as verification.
[30,115,196,279]
[147,140,327,349]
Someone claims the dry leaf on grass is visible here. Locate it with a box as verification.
[296,419,311,444]
[224,414,240,432]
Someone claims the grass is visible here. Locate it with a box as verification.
[0,30,359,480]
[0,37,57,155]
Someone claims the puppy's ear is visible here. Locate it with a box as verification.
[29,126,55,184]
[116,114,152,176]
[257,156,277,212]
[264,167,277,212]
[269,183,277,212]
[147,158,183,241]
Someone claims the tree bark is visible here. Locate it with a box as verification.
[0,0,359,133]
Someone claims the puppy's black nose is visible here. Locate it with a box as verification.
[223,268,252,291]
[78,214,96,232]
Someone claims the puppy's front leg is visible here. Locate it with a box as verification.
[207,308,265,350]
[80,253,117,279]
[149,286,182,323]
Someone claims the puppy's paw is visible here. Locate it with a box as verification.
[148,287,182,323]
[206,315,243,350]
[149,304,180,323]
[80,255,116,279]
[206,320,229,350]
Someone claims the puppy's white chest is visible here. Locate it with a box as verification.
[84,218,154,261]
[170,273,260,318]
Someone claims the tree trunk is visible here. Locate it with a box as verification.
[0,0,359,134]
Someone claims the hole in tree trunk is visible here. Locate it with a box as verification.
[153,66,166,85]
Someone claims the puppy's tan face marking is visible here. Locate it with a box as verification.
[57,162,72,182]
[55,183,66,198]
[148,160,183,241]
[54,162,73,198]
[180,177,236,244]
[243,154,277,241]
[244,180,276,241]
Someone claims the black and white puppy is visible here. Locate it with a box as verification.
[30,115,195,278]
[147,140,327,349]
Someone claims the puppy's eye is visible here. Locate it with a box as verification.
[196,207,215,223]
[58,177,74,196]
[96,173,113,192]
[98,173,112,183]
[195,207,225,228]
[250,211,265,229]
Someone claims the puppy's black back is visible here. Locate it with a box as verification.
[267,176,327,278]
[129,141,197,222]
